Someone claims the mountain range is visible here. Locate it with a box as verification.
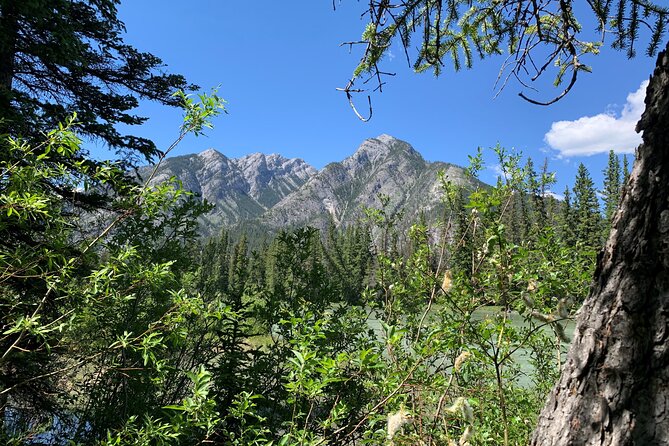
[145,134,479,235]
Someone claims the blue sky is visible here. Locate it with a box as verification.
[114,1,657,194]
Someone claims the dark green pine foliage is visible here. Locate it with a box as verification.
[262,227,332,326]
[196,230,230,298]
[0,2,192,435]
[0,0,192,164]
[524,157,548,238]
[541,158,559,228]
[508,182,531,244]
[0,2,192,400]
[602,150,622,233]
[323,221,373,305]
[450,188,475,276]
[572,163,603,249]
[214,234,255,415]
[191,231,261,422]
[559,186,575,246]
[623,155,631,185]
[227,235,249,306]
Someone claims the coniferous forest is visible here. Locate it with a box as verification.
[2,1,669,445]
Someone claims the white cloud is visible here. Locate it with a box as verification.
[488,163,505,177]
[543,190,564,201]
[544,80,648,157]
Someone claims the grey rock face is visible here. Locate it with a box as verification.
[143,149,316,232]
[146,135,479,235]
[261,135,477,230]
[235,152,317,208]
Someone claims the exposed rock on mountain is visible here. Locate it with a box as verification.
[145,149,316,230]
[146,135,479,235]
[262,134,475,229]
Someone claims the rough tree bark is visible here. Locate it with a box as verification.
[531,41,669,445]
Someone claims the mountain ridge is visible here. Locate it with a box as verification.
[144,135,480,235]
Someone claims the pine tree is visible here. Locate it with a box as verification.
[451,188,475,276]
[525,157,547,236]
[0,0,191,163]
[572,163,602,249]
[559,186,575,246]
[602,150,622,232]
[228,234,249,306]
[623,154,631,185]
[541,158,558,227]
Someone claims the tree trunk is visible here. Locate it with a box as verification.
[531,41,669,445]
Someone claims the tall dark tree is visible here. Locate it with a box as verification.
[572,163,602,249]
[623,154,632,185]
[0,0,191,164]
[0,1,196,438]
[0,0,194,287]
[525,157,547,236]
[559,186,575,246]
[602,150,622,232]
[541,158,559,228]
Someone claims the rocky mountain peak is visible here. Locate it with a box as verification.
[342,135,422,176]
[375,134,398,143]
[231,152,317,203]
[198,147,223,158]
[147,136,478,235]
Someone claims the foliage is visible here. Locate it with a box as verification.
[602,150,624,237]
[572,163,603,249]
[340,0,669,110]
[168,146,596,446]
[0,0,193,164]
[1,102,603,446]
[0,91,226,444]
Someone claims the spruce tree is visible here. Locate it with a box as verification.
[559,186,575,246]
[0,1,197,339]
[525,157,547,236]
[623,154,631,185]
[572,163,602,249]
[228,234,249,306]
[602,150,622,232]
[541,158,558,227]
[451,188,474,276]
[0,0,191,163]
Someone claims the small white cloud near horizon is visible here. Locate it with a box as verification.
[489,163,505,178]
[543,190,564,201]
[544,80,648,157]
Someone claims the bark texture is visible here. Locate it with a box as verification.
[531,41,669,445]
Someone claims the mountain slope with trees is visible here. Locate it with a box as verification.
[144,149,316,229]
[147,134,483,235]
